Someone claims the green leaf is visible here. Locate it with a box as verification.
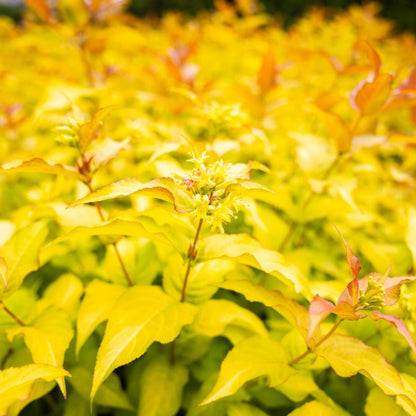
[199,234,311,297]
[0,158,85,180]
[365,387,408,416]
[76,279,127,355]
[7,306,74,398]
[71,177,191,213]
[137,354,188,416]
[0,364,70,415]
[287,400,343,416]
[192,299,268,344]
[200,335,291,406]
[0,222,49,299]
[216,280,309,335]
[63,391,90,416]
[316,334,416,412]
[226,402,269,416]
[91,286,196,403]
[69,366,133,411]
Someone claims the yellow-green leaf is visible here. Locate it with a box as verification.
[0,364,70,415]
[287,400,342,416]
[76,279,127,355]
[217,280,309,335]
[365,387,408,416]
[192,299,268,344]
[200,335,291,406]
[137,354,188,416]
[406,207,416,268]
[0,158,85,180]
[69,366,133,411]
[71,177,191,213]
[0,222,49,299]
[91,286,196,403]
[199,234,311,297]
[7,306,73,397]
[227,402,269,416]
[316,334,416,412]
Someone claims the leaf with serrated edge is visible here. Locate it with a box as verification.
[0,158,85,180]
[199,234,310,297]
[7,306,73,398]
[316,334,416,411]
[52,217,188,253]
[76,280,127,355]
[192,299,268,344]
[1,222,49,299]
[91,286,196,403]
[0,364,70,414]
[200,335,291,406]
[217,280,309,335]
[137,354,188,416]
[70,177,191,213]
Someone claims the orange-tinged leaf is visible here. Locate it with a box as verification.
[257,47,277,95]
[24,0,54,22]
[307,104,351,153]
[0,158,86,181]
[335,226,361,287]
[370,312,416,355]
[354,39,382,76]
[350,73,393,115]
[78,106,115,154]
[307,295,335,342]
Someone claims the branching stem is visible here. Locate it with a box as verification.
[288,319,343,366]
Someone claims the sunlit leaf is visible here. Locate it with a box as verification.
[76,279,126,355]
[192,299,268,344]
[365,386,408,416]
[7,306,74,397]
[0,158,85,181]
[316,334,416,411]
[91,286,196,402]
[287,400,342,416]
[257,47,277,95]
[307,295,335,342]
[0,222,49,299]
[200,335,291,405]
[199,234,311,297]
[0,364,70,415]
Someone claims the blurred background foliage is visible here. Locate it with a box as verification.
[0,0,415,33]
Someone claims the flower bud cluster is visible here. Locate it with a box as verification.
[55,117,83,147]
[177,152,247,232]
[356,275,386,311]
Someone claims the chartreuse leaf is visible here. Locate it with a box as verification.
[192,299,268,344]
[365,387,407,416]
[0,364,70,415]
[200,335,291,406]
[406,207,416,268]
[199,234,311,297]
[71,177,191,212]
[227,402,269,416]
[316,334,416,412]
[163,254,235,304]
[40,273,84,320]
[63,391,90,416]
[69,366,133,411]
[7,306,74,398]
[0,158,85,180]
[53,217,188,253]
[76,279,127,355]
[91,286,196,403]
[0,221,49,299]
[217,280,309,335]
[137,353,188,416]
[287,400,341,416]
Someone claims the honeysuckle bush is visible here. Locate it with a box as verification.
[1,0,416,415]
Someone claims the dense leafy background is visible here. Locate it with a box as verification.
[1,0,416,415]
